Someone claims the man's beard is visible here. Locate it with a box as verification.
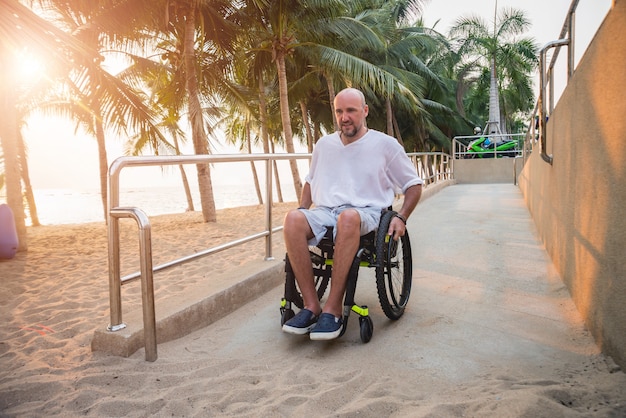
[341,123,359,137]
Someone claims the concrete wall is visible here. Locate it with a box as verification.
[518,0,626,369]
[454,157,524,184]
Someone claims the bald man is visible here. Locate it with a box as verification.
[282,88,423,340]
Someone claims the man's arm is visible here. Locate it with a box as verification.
[388,184,422,240]
[299,182,313,209]
[397,183,422,220]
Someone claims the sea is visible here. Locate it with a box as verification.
[23,183,298,226]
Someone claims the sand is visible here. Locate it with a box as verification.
[0,203,292,416]
[1,189,626,417]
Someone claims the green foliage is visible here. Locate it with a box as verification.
[449,7,539,133]
[5,0,539,160]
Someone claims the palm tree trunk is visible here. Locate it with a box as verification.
[275,51,302,199]
[18,130,39,226]
[172,135,194,211]
[270,141,283,203]
[0,82,27,250]
[392,114,405,147]
[488,56,506,134]
[178,165,194,211]
[326,75,339,131]
[314,122,321,146]
[184,7,216,222]
[247,123,263,205]
[299,100,314,153]
[385,97,393,136]
[257,75,273,204]
[258,76,270,155]
[94,112,109,222]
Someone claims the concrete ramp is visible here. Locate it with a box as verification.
[87,184,625,416]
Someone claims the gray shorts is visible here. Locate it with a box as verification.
[299,205,383,246]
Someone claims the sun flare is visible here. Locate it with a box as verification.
[14,49,45,82]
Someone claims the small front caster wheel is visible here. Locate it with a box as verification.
[359,316,374,343]
[281,308,295,326]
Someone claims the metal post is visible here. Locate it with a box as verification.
[136,210,156,362]
[549,67,555,114]
[107,167,125,332]
[539,39,569,165]
[568,9,576,79]
[264,157,274,261]
[110,207,157,362]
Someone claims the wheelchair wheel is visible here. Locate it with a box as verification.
[375,211,412,320]
[284,250,331,309]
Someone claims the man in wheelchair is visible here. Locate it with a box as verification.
[282,87,423,340]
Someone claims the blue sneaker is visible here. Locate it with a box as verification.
[282,309,318,335]
[310,313,343,340]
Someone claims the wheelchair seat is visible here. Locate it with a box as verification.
[280,209,413,343]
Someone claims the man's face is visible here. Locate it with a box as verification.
[334,93,368,138]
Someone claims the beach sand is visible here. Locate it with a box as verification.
[1,191,626,417]
[0,203,292,416]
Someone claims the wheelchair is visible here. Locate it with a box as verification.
[280,209,413,342]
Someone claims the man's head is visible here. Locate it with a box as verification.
[334,88,369,142]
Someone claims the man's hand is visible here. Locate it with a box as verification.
[387,184,421,241]
[387,215,406,241]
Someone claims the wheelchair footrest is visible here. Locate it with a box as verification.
[350,304,369,317]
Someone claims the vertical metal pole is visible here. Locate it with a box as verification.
[539,45,549,164]
[568,9,576,79]
[264,156,274,260]
[107,168,125,331]
[137,213,157,362]
[110,208,157,361]
[539,39,568,165]
[549,67,555,114]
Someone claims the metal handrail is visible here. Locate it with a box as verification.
[106,153,308,361]
[105,151,452,361]
[536,0,579,165]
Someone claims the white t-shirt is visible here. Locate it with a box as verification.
[305,129,423,209]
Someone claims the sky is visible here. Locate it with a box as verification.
[19,0,613,192]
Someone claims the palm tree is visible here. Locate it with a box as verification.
[304,0,460,152]
[0,68,24,249]
[4,0,172,227]
[125,0,243,222]
[450,6,538,134]
[246,0,384,199]
[16,127,40,226]
[0,0,101,249]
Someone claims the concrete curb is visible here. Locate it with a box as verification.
[92,259,285,358]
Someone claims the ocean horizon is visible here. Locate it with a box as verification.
[24,183,298,226]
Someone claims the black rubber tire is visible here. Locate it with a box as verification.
[359,316,374,343]
[375,211,413,320]
[281,308,295,326]
[288,250,331,309]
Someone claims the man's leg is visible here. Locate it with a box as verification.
[283,209,321,321]
[320,209,361,317]
[309,209,361,340]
